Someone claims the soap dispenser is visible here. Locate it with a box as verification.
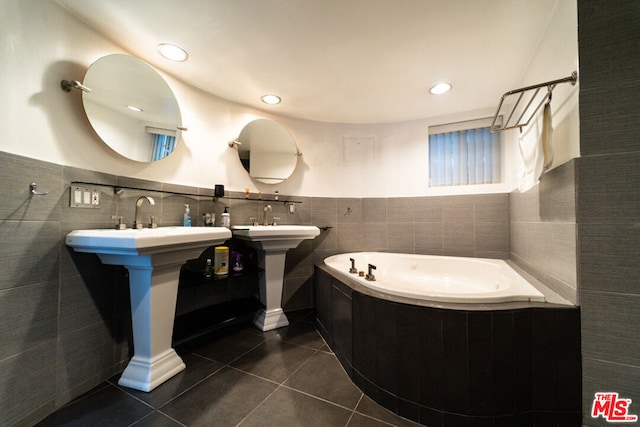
[221,206,231,227]
[183,204,191,227]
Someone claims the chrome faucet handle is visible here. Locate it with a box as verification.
[111,215,126,230]
[148,216,160,229]
[249,217,259,226]
[272,217,280,226]
[365,264,376,281]
[133,196,155,229]
[349,257,358,274]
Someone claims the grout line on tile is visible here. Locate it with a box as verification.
[185,334,269,366]
[226,365,284,387]
[351,411,404,426]
[235,384,284,426]
[344,410,356,427]
[126,410,186,427]
[280,347,321,384]
[278,382,360,413]
[113,358,224,411]
[100,382,157,412]
[154,410,188,427]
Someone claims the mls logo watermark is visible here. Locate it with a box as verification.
[592,392,638,423]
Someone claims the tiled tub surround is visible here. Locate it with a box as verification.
[314,265,582,426]
[312,192,510,261]
[510,160,578,305]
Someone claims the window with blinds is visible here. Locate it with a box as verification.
[151,134,176,161]
[428,118,501,187]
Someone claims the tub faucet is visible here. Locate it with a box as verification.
[262,204,272,226]
[365,264,376,281]
[349,258,358,274]
[133,196,155,229]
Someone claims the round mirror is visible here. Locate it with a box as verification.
[235,119,299,184]
[81,54,184,162]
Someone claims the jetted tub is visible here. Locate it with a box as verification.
[315,252,581,424]
[323,252,545,303]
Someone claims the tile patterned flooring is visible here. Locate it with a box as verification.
[37,311,418,426]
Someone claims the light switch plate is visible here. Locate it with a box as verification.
[70,186,100,208]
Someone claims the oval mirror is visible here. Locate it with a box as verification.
[235,119,299,184]
[81,54,184,162]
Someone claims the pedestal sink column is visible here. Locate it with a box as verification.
[230,226,320,332]
[65,226,232,392]
[97,251,193,392]
[253,248,290,331]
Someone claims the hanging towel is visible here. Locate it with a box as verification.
[518,100,555,192]
[517,123,543,192]
[538,101,554,180]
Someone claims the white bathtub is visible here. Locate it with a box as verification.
[323,252,545,303]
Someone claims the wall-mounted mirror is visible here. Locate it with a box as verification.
[235,119,299,184]
[81,54,184,163]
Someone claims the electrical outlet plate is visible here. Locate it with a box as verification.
[70,186,100,208]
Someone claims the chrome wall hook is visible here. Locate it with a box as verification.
[30,182,48,196]
[60,79,92,93]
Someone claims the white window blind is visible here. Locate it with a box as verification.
[151,134,176,161]
[429,125,501,187]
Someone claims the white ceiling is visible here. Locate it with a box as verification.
[55,0,559,124]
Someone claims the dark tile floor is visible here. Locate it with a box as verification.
[37,311,418,426]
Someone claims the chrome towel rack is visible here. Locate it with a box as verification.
[490,71,577,132]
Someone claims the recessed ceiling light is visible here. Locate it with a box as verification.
[261,94,281,105]
[127,105,143,112]
[429,83,452,95]
[157,43,189,62]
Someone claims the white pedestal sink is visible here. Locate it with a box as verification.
[230,225,320,331]
[65,226,231,392]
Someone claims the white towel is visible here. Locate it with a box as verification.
[539,102,554,180]
[518,126,543,192]
[517,101,554,192]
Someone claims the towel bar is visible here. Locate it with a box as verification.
[490,71,577,132]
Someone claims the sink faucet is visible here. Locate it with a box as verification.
[134,196,155,229]
[262,204,272,226]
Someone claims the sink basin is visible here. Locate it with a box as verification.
[66,226,231,392]
[66,226,232,254]
[231,225,320,331]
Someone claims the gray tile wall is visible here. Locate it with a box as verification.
[309,193,510,263]
[0,151,261,426]
[509,160,578,304]
[275,192,510,312]
[0,149,512,426]
[0,152,62,427]
[577,0,640,424]
[288,193,510,311]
